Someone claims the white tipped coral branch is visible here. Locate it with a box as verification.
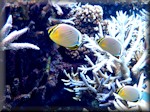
[125,21,144,64]
[93,59,109,72]
[98,22,103,38]
[115,56,132,83]
[137,73,146,90]
[1,27,29,46]
[1,15,13,39]
[139,9,150,21]
[83,34,103,51]
[52,3,63,15]
[48,0,63,16]
[109,11,135,43]
[132,50,148,74]
[113,99,129,111]
[79,54,120,80]
[96,90,113,102]
[62,69,85,86]
[99,100,114,107]
[123,20,137,49]
[62,67,115,102]
[0,15,40,50]
[80,72,97,94]
[5,43,40,50]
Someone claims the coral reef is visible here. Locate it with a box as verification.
[61,3,104,61]
[68,3,103,37]
[1,0,75,111]
[62,8,149,111]
[1,0,149,111]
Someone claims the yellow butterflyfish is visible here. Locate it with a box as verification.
[97,37,123,57]
[48,24,82,50]
[117,86,142,102]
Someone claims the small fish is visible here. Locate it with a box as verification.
[117,86,142,102]
[45,57,51,74]
[97,37,122,57]
[48,17,75,25]
[48,24,82,50]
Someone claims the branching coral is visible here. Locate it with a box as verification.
[61,67,115,102]
[61,8,149,111]
[102,10,149,77]
[0,15,40,50]
[2,1,149,111]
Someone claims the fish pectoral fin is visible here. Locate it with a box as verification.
[67,45,79,50]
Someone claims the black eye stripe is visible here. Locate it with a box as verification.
[97,37,105,44]
[48,25,59,35]
[97,39,101,44]
[117,87,123,94]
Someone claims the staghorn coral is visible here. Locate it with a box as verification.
[2,0,149,111]
[62,67,115,103]
[0,15,40,50]
[61,9,149,111]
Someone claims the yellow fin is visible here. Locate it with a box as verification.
[67,45,79,50]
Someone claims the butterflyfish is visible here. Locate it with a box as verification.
[117,86,142,102]
[48,24,82,50]
[97,37,122,57]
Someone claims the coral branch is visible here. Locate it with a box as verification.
[6,43,40,50]
[80,72,97,93]
[125,21,143,64]
[1,15,13,39]
[1,28,28,47]
[0,15,40,51]
[132,50,147,74]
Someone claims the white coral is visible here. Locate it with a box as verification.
[0,15,40,50]
[61,7,149,111]
[62,67,115,102]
